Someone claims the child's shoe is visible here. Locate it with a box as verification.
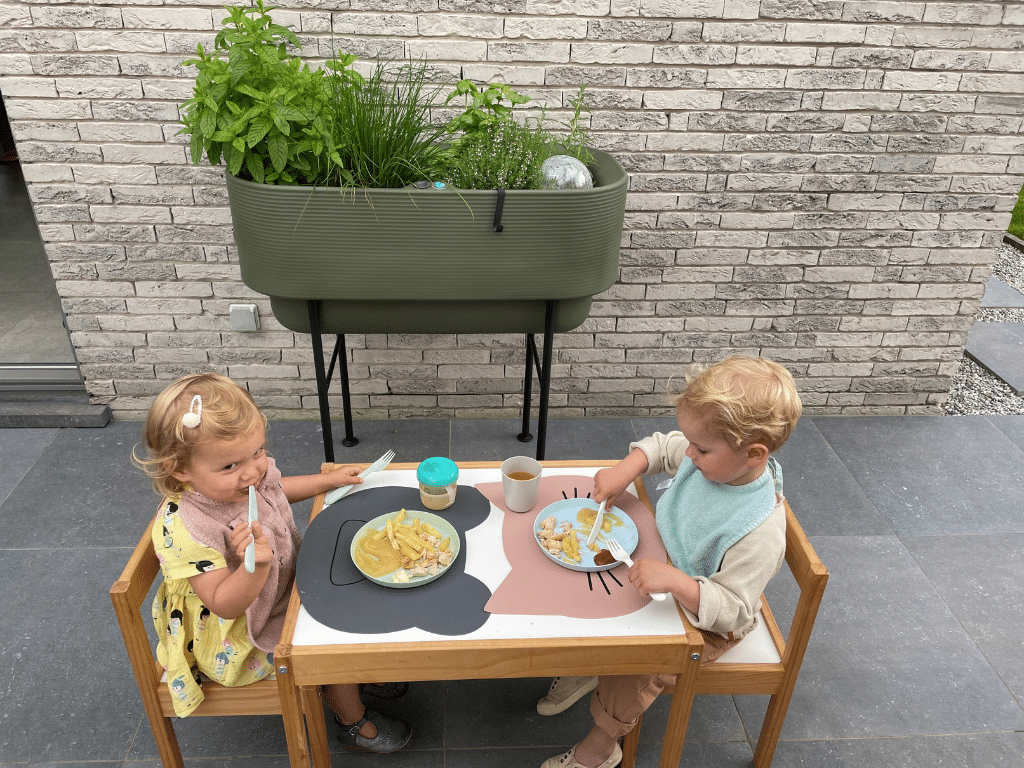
[335,709,411,753]
[541,742,622,768]
[536,676,598,716]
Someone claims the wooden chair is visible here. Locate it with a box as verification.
[620,501,828,768]
[110,510,330,768]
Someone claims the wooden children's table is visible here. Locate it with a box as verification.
[273,461,702,768]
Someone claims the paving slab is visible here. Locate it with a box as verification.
[811,416,1024,536]
[981,276,1024,308]
[965,321,1024,394]
[734,535,1024,740]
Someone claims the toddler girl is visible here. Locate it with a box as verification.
[135,372,410,753]
[537,356,802,768]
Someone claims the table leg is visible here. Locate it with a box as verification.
[657,651,701,768]
[275,659,312,768]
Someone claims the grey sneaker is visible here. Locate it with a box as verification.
[536,675,599,716]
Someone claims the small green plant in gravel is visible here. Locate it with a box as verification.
[1007,180,1024,240]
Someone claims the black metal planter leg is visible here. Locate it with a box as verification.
[536,300,555,461]
[327,335,358,448]
[518,333,535,443]
[307,300,335,464]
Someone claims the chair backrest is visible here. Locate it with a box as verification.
[110,510,285,768]
[696,500,828,693]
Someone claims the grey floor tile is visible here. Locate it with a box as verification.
[904,533,1024,704]
[632,739,754,768]
[444,678,594,749]
[981,276,1024,308]
[0,548,139,763]
[770,731,1024,767]
[965,322,1024,394]
[0,420,154,549]
[985,414,1024,453]
[127,712,292,760]
[775,419,892,536]
[450,417,637,462]
[0,427,56,504]
[735,535,1024,741]
[633,692,746,745]
[293,417,452,468]
[811,416,1024,536]
[445,745,570,768]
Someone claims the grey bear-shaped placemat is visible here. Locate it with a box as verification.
[296,485,492,635]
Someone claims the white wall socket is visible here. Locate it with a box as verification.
[229,304,260,332]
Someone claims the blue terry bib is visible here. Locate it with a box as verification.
[656,457,781,579]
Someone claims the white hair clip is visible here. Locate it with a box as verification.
[181,395,203,428]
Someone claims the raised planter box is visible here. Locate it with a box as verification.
[226,148,627,334]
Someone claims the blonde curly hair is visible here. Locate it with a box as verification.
[675,356,802,452]
[133,372,266,498]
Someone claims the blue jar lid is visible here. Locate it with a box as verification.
[416,456,459,486]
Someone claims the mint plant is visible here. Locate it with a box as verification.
[179,1,361,185]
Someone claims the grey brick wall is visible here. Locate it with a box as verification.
[2,0,1022,419]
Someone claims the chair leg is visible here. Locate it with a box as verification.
[619,716,642,768]
[146,710,187,768]
[751,690,792,768]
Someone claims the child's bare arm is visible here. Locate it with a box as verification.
[188,521,272,619]
[280,464,363,503]
[593,448,649,504]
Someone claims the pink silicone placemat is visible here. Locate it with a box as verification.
[476,475,669,619]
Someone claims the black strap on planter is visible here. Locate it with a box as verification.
[492,188,506,232]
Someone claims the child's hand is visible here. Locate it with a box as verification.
[230,520,273,569]
[628,558,682,598]
[593,465,634,505]
[323,464,364,490]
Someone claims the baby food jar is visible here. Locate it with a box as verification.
[416,457,459,511]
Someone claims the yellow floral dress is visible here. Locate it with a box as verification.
[150,459,298,717]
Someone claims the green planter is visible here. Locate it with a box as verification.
[226,148,627,334]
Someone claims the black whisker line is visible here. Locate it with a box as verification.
[562,490,568,499]
[606,569,624,587]
[596,571,611,595]
[587,572,594,592]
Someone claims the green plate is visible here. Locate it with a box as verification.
[349,509,460,589]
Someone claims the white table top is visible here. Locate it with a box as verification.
[293,465,689,647]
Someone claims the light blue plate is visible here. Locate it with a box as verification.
[534,497,638,572]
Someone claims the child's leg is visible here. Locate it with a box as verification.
[322,683,377,738]
[574,674,675,767]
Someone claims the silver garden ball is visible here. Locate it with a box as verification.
[541,155,594,190]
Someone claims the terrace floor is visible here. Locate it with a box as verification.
[2,414,1024,767]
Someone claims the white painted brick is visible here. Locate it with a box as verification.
[121,9,214,30]
[785,23,865,44]
[74,31,168,53]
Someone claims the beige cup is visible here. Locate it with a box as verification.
[501,456,543,513]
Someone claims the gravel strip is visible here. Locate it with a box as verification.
[945,240,1024,416]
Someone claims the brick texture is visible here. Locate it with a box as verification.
[2,0,1022,418]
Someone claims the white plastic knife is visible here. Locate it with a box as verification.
[587,499,607,547]
[244,485,257,573]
